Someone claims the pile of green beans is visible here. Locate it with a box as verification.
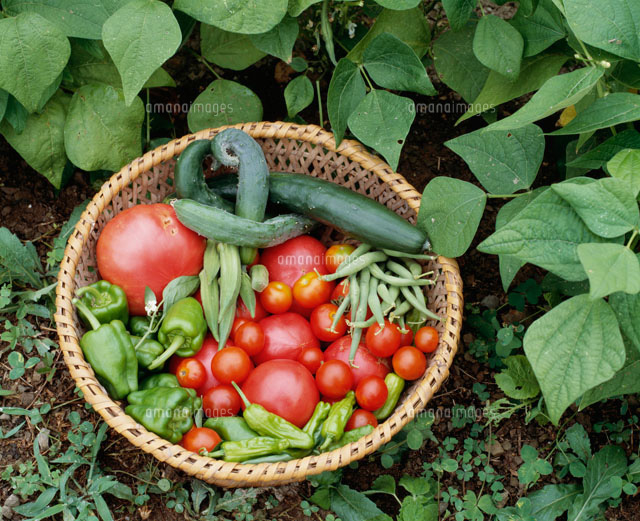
[320,244,440,363]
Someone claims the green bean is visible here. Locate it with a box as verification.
[397,315,409,334]
[388,284,400,304]
[390,299,411,320]
[239,271,256,319]
[322,252,388,281]
[403,259,424,279]
[350,268,370,364]
[386,260,415,280]
[377,283,394,309]
[382,249,435,260]
[349,273,359,326]
[349,316,376,328]
[368,276,385,328]
[369,263,431,286]
[400,286,441,321]
[331,293,350,332]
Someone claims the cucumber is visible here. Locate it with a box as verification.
[173,199,316,248]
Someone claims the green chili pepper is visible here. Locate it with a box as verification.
[321,425,374,452]
[76,280,129,326]
[232,383,314,449]
[74,298,137,400]
[319,391,355,450]
[204,416,258,441]
[148,297,207,370]
[140,373,179,390]
[131,335,165,371]
[303,401,331,446]
[128,316,153,337]
[373,373,405,420]
[205,437,290,462]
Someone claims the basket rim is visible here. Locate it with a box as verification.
[54,121,463,487]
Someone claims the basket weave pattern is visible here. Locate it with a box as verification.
[55,122,463,487]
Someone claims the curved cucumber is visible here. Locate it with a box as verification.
[173,199,316,248]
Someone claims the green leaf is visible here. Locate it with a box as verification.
[143,67,176,88]
[564,0,640,61]
[173,0,288,35]
[529,484,581,521]
[0,227,43,286]
[347,90,414,171]
[486,66,604,131]
[473,15,524,80]
[330,484,388,521]
[327,58,366,146]
[363,33,436,95]
[284,75,314,118]
[511,0,566,56]
[610,288,640,352]
[417,177,487,258]
[2,0,129,39]
[577,243,640,299]
[0,12,70,113]
[64,84,144,171]
[201,24,265,71]
[611,60,640,89]
[347,8,430,63]
[249,14,298,62]
[445,124,544,194]
[0,89,8,123]
[94,494,114,521]
[288,0,321,17]
[433,24,490,103]
[567,129,640,170]
[551,93,640,136]
[309,488,331,510]
[552,177,639,238]
[398,496,438,521]
[162,275,199,313]
[187,79,263,132]
[460,54,566,122]
[566,423,592,461]
[399,475,432,496]
[102,0,181,106]
[495,354,540,399]
[442,0,477,31]
[12,487,58,517]
[523,294,625,425]
[64,39,121,88]
[370,475,396,495]
[406,429,423,450]
[607,149,640,196]
[374,0,421,9]
[0,91,69,188]
[4,95,29,133]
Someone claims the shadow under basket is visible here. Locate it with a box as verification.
[55,121,463,487]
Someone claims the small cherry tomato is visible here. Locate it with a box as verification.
[331,279,349,302]
[231,317,250,338]
[180,426,221,453]
[355,375,388,411]
[415,326,439,353]
[365,320,402,357]
[315,359,353,399]
[236,296,268,321]
[234,322,265,356]
[297,346,324,374]
[202,384,242,417]
[211,346,254,384]
[392,346,427,380]
[325,244,355,273]
[293,271,333,309]
[310,303,347,342]
[175,358,206,389]
[399,327,414,347]
[259,281,293,314]
[345,409,378,431]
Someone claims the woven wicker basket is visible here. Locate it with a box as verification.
[55,121,463,487]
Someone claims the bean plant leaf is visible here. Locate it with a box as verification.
[0,91,69,188]
[0,90,8,123]
[288,0,321,17]
[567,129,640,170]
[327,59,366,146]
[249,14,298,63]
[445,124,544,194]
[495,355,540,400]
[442,0,477,31]
[552,177,639,238]
[3,95,29,134]
[173,0,288,35]
[486,66,604,131]
[417,178,487,258]
[523,294,625,425]
[374,0,422,9]
[102,0,181,106]
[473,15,524,80]
[347,90,414,171]
[64,84,144,171]
[187,79,262,132]
[528,484,581,521]
[284,75,314,118]
[607,149,640,196]
[564,0,640,61]
[610,288,640,352]
[0,12,71,113]
[363,33,436,95]
[201,25,266,71]
[511,0,566,56]
[577,244,640,299]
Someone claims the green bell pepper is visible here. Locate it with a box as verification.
[74,298,137,400]
[125,387,202,444]
[131,335,165,371]
[148,297,207,370]
[140,373,179,390]
[76,280,128,326]
[129,316,153,338]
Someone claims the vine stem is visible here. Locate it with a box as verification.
[626,229,639,249]
[146,88,150,148]
[187,48,222,79]
[316,80,323,128]
[358,65,375,91]
[486,192,529,199]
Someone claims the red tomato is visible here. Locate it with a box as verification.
[242,360,319,427]
[310,303,347,342]
[325,244,355,273]
[331,279,349,302]
[415,326,439,353]
[202,384,242,417]
[193,289,202,305]
[211,346,254,384]
[365,320,402,358]
[399,327,414,347]
[176,358,206,389]
[392,346,427,380]
[236,296,268,321]
[96,203,205,315]
[321,395,342,405]
[345,409,378,431]
[290,299,313,318]
[355,376,388,411]
[261,236,328,287]
[316,360,353,399]
[180,427,221,453]
[234,322,265,356]
[253,312,320,365]
[293,272,334,309]
[171,336,221,396]
[231,317,250,339]
[297,346,324,374]
[259,281,293,314]
[324,336,390,387]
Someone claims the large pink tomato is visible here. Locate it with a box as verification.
[260,236,328,287]
[324,336,391,387]
[253,312,320,365]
